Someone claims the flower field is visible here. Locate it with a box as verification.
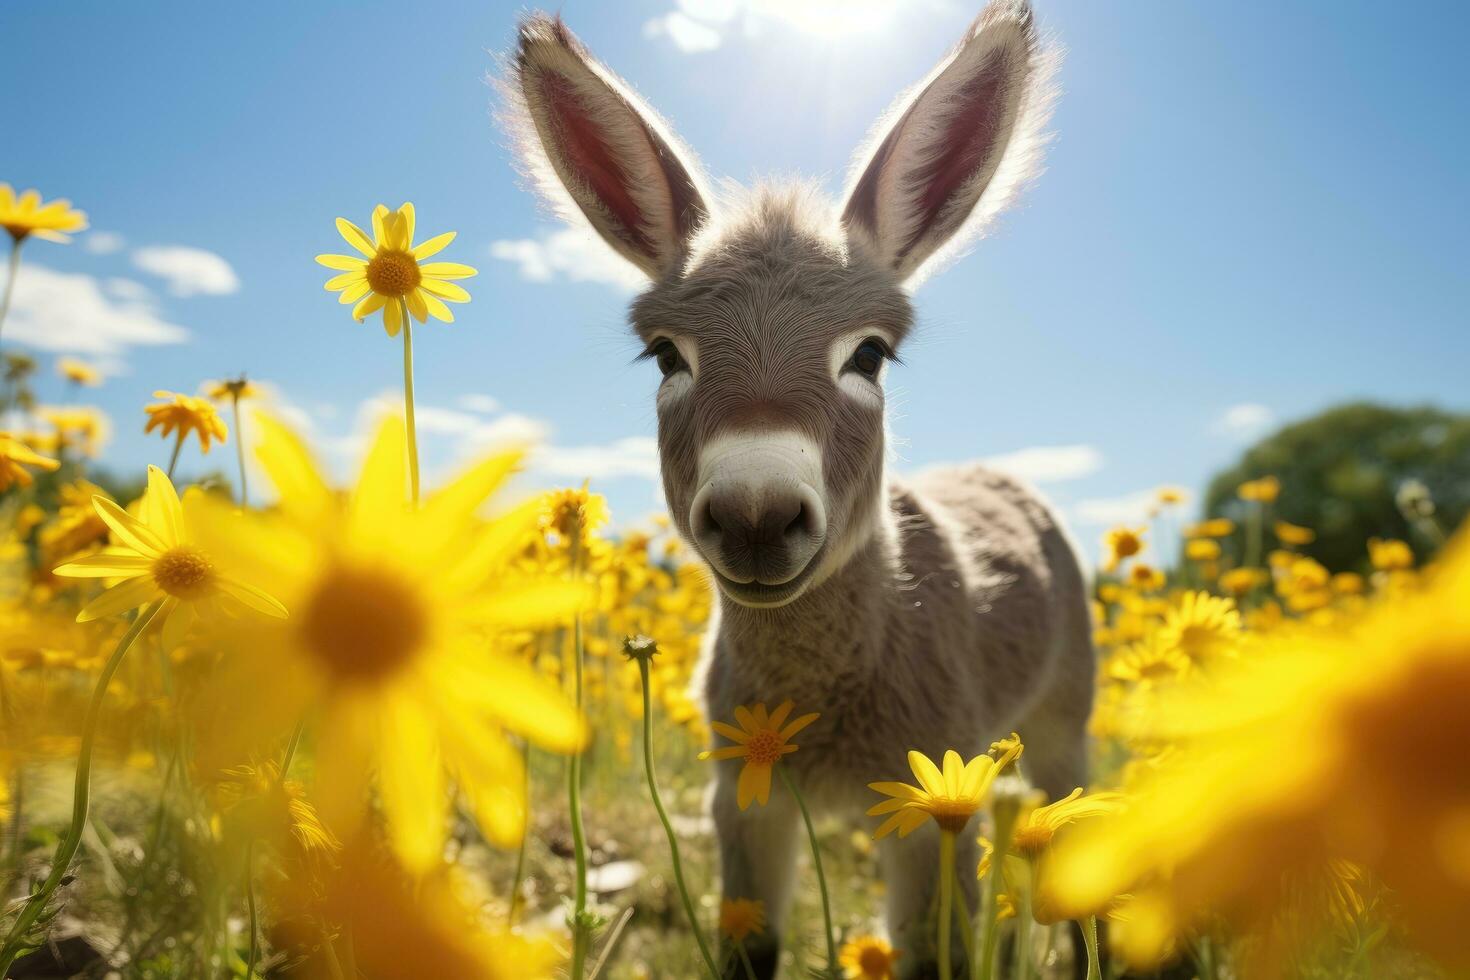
[1,185,1466,980]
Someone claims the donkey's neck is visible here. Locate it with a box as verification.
[712,514,901,697]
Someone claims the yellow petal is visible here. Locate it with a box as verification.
[337,279,372,304]
[316,253,368,271]
[780,712,820,742]
[467,580,588,629]
[371,205,389,247]
[394,202,415,250]
[438,498,542,595]
[737,762,772,810]
[701,745,748,762]
[440,648,585,754]
[324,270,367,291]
[313,693,376,849]
[419,278,471,303]
[768,700,794,731]
[420,449,523,545]
[378,694,444,873]
[93,496,166,557]
[411,231,455,260]
[405,288,428,324]
[77,576,161,622]
[248,411,332,525]
[909,750,945,798]
[52,554,154,578]
[733,705,758,734]
[417,262,477,280]
[352,291,387,322]
[349,414,409,537]
[383,297,403,337]
[437,708,526,848]
[143,465,184,548]
[711,721,751,744]
[419,291,453,323]
[334,218,377,258]
[943,750,964,794]
[217,577,289,618]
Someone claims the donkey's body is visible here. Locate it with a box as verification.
[507,3,1094,975]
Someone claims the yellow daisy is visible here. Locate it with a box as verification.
[0,185,88,243]
[839,935,900,979]
[867,742,1021,838]
[719,898,766,942]
[1012,788,1126,860]
[1184,538,1221,562]
[1183,517,1235,538]
[56,357,101,387]
[0,431,60,491]
[1367,537,1414,572]
[51,465,287,647]
[700,700,820,810]
[1158,591,1240,663]
[207,375,260,402]
[188,412,586,870]
[1237,475,1280,503]
[315,202,477,337]
[144,390,228,454]
[1107,634,1191,687]
[1101,526,1146,573]
[1218,566,1267,596]
[1274,520,1316,546]
[38,406,109,458]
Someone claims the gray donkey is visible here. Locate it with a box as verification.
[506,2,1094,976]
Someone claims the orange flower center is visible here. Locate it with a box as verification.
[929,798,980,834]
[299,564,428,682]
[744,729,784,766]
[366,250,422,296]
[3,224,31,242]
[859,946,892,975]
[151,545,215,599]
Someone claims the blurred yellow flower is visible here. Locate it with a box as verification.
[1184,538,1220,561]
[719,898,766,942]
[1102,526,1146,572]
[1274,520,1315,546]
[0,432,59,491]
[145,390,227,454]
[1013,788,1125,860]
[56,357,101,387]
[316,203,477,337]
[51,466,286,644]
[1107,635,1190,687]
[868,743,1020,838]
[1183,517,1235,539]
[207,375,260,401]
[1238,475,1281,503]
[1159,591,1240,663]
[700,700,819,810]
[191,413,586,869]
[839,935,899,979]
[0,185,88,243]
[1367,537,1414,571]
[1330,571,1365,595]
[1218,566,1267,596]
[37,406,109,458]
[1155,486,1187,506]
[1128,563,1165,592]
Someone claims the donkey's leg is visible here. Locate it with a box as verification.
[880,822,978,980]
[712,769,801,980]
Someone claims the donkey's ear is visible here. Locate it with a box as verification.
[840,0,1056,284]
[507,14,710,280]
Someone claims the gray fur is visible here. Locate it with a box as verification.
[505,5,1092,977]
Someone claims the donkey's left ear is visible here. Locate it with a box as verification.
[840,0,1056,285]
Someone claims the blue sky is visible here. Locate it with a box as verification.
[4,0,1467,561]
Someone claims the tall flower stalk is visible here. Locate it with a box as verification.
[566,511,592,978]
[777,765,838,972]
[0,184,88,352]
[625,636,720,978]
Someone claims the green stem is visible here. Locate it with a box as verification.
[568,525,590,980]
[952,859,975,966]
[230,394,249,507]
[776,764,837,971]
[1015,884,1034,980]
[939,829,955,980]
[165,431,185,481]
[0,238,21,352]
[736,941,758,980]
[401,311,420,505]
[0,600,164,973]
[637,658,720,978]
[1083,916,1100,980]
[244,840,260,978]
[508,739,530,927]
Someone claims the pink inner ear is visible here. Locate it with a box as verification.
[901,49,1011,261]
[540,70,652,253]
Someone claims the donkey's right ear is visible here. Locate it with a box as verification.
[506,15,710,280]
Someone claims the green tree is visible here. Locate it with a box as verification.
[1202,402,1470,573]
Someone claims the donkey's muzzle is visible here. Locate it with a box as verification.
[689,437,827,599]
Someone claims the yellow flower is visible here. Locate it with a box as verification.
[989,731,1024,773]
[1218,567,1267,596]
[145,390,228,454]
[1158,591,1240,663]
[1237,475,1280,503]
[1012,788,1125,860]
[315,203,477,337]
[839,935,900,979]
[56,357,101,387]
[995,893,1017,921]
[190,412,586,869]
[977,835,995,879]
[0,185,87,243]
[719,898,767,942]
[1128,563,1165,592]
[867,743,1020,838]
[51,466,287,645]
[207,375,260,401]
[1183,517,1235,539]
[1155,486,1187,506]
[1102,526,1146,572]
[0,431,60,491]
[1106,635,1191,687]
[1273,520,1315,546]
[700,700,819,810]
[541,485,611,542]
[1184,538,1220,562]
[1367,537,1414,571]
[38,406,109,457]
[1330,571,1365,595]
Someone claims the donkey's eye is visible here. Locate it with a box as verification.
[651,340,688,378]
[848,338,890,380]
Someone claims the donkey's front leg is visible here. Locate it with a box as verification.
[880,823,979,980]
[712,767,801,980]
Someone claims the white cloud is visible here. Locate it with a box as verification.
[643,11,725,52]
[105,277,151,301]
[456,393,500,415]
[489,226,647,292]
[84,231,125,255]
[532,437,660,481]
[980,444,1103,484]
[132,245,240,297]
[4,264,189,355]
[1072,489,1159,527]
[1213,402,1275,439]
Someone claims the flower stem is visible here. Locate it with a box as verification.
[0,599,164,973]
[1083,916,1101,980]
[952,860,975,966]
[636,657,720,978]
[244,839,260,978]
[166,431,185,481]
[938,829,955,980]
[401,311,420,505]
[736,941,759,980]
[776,764,837,971]
[1015,885,1034,980]
[0,238,21,352]
[508,738,530,927]
[230,394,249,507]
[567,522,590,979]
